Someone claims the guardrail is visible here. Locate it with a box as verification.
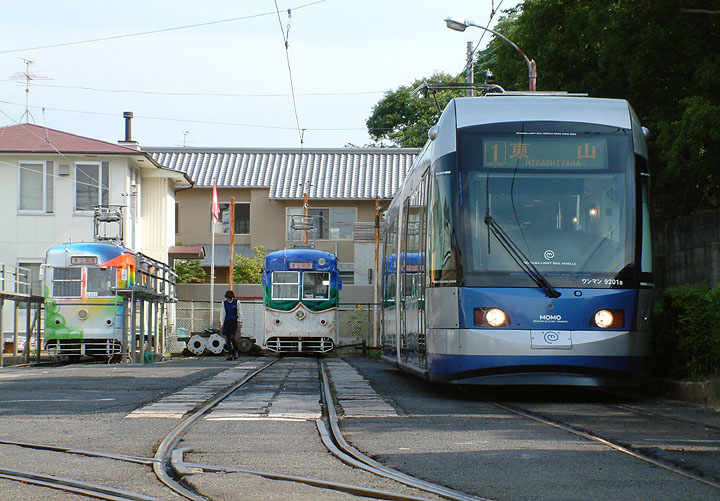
[0,263,33,298]
[0,263,44,366]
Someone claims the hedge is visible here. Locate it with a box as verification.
[651,285,720,380]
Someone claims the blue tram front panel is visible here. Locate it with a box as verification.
[424,287,651,384]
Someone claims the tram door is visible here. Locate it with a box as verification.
[382,215,399,359]
[401,173,428,368]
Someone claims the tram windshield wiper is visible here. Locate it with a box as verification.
[484,214,561,298]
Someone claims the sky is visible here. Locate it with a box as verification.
[0,1,520,149]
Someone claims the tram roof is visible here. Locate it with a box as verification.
[454,95,633,130]
[45,242,130,267]
[264,249,338,271]
[46,242,129,257]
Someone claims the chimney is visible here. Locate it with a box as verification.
[119,111,140,150]
[124,111,133,141]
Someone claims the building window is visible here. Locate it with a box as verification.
[339,262,354,285]
[76,162,109,211]
[19,161,53,213]
[17,262,42,296]
[175,202,179,234]
[212,202,250,234]
[286,207,356,240]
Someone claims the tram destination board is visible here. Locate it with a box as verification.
[483,137,608,169]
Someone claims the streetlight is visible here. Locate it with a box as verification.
[445,16,537,92]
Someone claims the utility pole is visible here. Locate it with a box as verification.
[303,183,309,246]
[229,197,235,291]
[466,41,474,97]
[373,198,382,347]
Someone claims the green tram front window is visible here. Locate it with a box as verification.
[302,272,330,300]
[271,271,300,300]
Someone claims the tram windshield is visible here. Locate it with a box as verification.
[87,268,117,297]
[459,126,635,289]
[303,272,330,299]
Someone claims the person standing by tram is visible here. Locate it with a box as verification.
[220,290,244,360]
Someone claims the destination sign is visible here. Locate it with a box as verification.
[289,261,313,270]
[70,256,98,265]
[483,137,608,169]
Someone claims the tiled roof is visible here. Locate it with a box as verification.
[146,147,419,200]
[0,123,144,155]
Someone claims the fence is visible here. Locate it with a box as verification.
[0,264,44,365]
[173,300,379,348]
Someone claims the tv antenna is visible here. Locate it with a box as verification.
[9,58,51,123]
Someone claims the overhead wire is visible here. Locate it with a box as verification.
[0,80,384,98]
[0,1,327,55]
[464,0,506,76]
[0,100,390,132]
[274,2,304,146]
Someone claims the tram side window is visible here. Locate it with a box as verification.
[303,272,330,299]
[427,174,457,284]
[52,268,82,297]
[271,271,300,300]
[383,215,398,303]
[87,268,117,297]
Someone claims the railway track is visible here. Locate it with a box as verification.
[158,357,484,500]
[487,398,720,490]
[0,357,485,500]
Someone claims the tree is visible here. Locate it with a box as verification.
[366,73,465,147]
[656,96,720,215]
[174,259,206,284]
[233,246,267,284]
[474,0,720,219]
[367,1,719,219]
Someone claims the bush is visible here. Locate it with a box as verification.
[175,258,206,284]
[651,285,720,380]
[233,246,267,284]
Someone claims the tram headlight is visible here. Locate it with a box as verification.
[474,307,510,327]
[486,308,507,327]
[592,309,625,329]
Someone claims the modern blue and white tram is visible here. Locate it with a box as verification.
[381,94,653,386]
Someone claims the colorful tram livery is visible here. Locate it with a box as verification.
[262,249,341,353]
[43,242,176,358]
[381,94,653,386]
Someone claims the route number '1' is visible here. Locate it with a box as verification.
[485,141,507,166]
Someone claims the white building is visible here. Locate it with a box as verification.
[0,123,192,298]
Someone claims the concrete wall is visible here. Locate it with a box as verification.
[654,211,720,289]
[141,176,176,263]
